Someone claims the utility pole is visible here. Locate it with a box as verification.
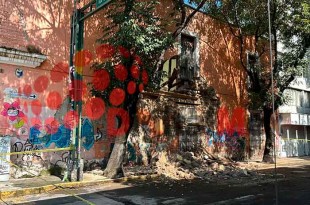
[68,0,111,181]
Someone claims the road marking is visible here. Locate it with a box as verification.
[206,194,263,205]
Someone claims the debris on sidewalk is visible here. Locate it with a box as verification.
[123,150,275,185]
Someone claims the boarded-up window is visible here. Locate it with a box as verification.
[180,34,197,81]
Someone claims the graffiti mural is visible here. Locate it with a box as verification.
[12,139,44,162]
[0,136,10,178]
[1,101,26,129]
[217,106,247,136]
[27,117,106,151]
[82,118,95,150]
[203,106,248,160]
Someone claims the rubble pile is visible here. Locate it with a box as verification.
[124,150,265,183]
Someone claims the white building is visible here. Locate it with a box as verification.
[278,55,310,157]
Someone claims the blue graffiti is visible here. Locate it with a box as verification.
[46,125,71,148]
[205,128,230,145]
[82,118,94,150]
[205,128,243,148]
[29,125,42,145]
[28,118,96,150]
[29,125,71,148]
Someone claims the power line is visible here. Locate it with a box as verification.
[267,0,279,204]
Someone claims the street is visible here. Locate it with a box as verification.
[2,157,310,205]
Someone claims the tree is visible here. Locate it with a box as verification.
[93,0,309,177]
[202,0,310,162]
[90,0,170,178]
[91,0,213,178]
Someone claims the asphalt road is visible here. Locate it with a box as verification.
[3,158,310,205]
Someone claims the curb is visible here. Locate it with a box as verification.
[0,174,159,200]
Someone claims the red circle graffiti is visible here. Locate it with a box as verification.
[50,62,69,83]
[23,102,28,113]
[31,118,42,128]
[93,69,110,91]
[107,108,130,137]
[118,46,130,58]
[64,110,79,130]
[69,79,87,101]
[109,88,125,106]
[74,50,92,67]
[96,44,114,60]
[47,91,62,110]
[45,117,60,134]
[31,100,42,116]
[139,83,144,92]
[142,69,148,85]
[34,75,49,93]
[23,84,32,96]
[114,64,128,81]
[84,97,105,120]
[134,55,143,66]
[127,81,136,95]
[130,64,140,79]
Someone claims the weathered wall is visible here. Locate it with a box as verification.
[156,6,254,157]
[0,0,257,178]
[127,89,247,164]
[0,0,110,177]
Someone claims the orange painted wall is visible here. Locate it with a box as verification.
[0,0,262,164]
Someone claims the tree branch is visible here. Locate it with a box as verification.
[172,0,208,38]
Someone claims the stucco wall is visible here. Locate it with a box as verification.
[0,0,257,177]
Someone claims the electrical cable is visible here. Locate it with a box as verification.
[267,0,279,204]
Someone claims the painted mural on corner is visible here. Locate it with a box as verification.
[0,44,250,170]
[0,60,107,168]
[129,104,248,164]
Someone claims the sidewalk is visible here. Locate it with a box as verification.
[0,173,108,200]
[246,156,310,170]
[0,172,158,200]
[1,156,309,201]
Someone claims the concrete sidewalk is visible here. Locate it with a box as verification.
[0,173,106,199]
[0,172,157,200]
[1,157,309,202]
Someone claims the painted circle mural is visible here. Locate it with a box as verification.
[31,100,42,116]
[34,75,49,93]
[84,97,105,120]
[74,50,92,67]
[127,81,136,95]
[118,46,130,58]
[109,88,125,106]
[96,44,115,60]
[23,84,32,96]
[50,62,69,83]
[114,64,128,81]
[45,117,60,134]
[64,110,79,130]
[69,79,87,101]
[47,91,62,110]
[142,69,149,85]
[130,64,140,79]
[93,69,110,91]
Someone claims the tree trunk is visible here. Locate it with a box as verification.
[103,135,127,178]
[104,93,138,178]
[262,107,274,163]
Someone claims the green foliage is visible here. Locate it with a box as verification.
[204,0,309,110]
[98,0,174,90]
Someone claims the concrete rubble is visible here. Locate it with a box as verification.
[123,150,274,184]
